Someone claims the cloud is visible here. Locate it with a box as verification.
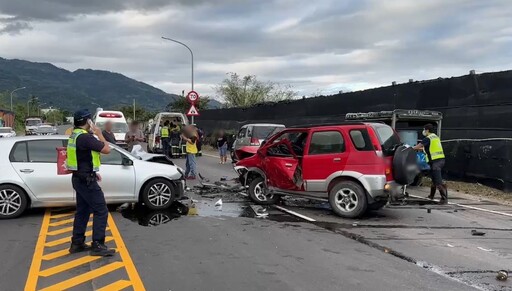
[0,0,511,100]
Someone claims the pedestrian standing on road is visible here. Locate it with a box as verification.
[160,121,170,156]
[413,123,448,204]
[217,130,228,164]
[181,125,198,179]
[67,110,115,257]
[102,121,117,144]
[125,121,145,152]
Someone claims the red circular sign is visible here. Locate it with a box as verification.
[186,90,199,104]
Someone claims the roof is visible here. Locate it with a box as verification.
[242,123,285,127]
[288,122,367,129]
[0,135,67,143]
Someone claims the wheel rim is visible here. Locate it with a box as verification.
[147,183,172,207]
[334,188,358,213]
[0,189,22,216]
[253,181,273,201]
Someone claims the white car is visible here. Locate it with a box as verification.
[35,123,57,135]
[0,127,16,138]
[0,135,185,219]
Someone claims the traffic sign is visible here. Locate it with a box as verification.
[186,104,200,116]
[186,90,199,104]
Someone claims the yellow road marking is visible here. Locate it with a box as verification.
[39,262,125,291]
[49,212,74,219]
[107,214,145,290]
[47,222,93,236]
[25,210,145,290]
[48,218,74,227]
[97,279,132,291]
[25,209,51,291]
[41,236,115,261]
[44,228,110,247]
[39,256,102,277]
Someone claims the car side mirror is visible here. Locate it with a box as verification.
[261,140,267,147]
[122,157,133,166]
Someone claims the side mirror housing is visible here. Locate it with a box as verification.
[122,157,133,166]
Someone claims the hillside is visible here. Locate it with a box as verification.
[0,57,221,111]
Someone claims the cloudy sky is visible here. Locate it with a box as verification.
[0,0,511,99]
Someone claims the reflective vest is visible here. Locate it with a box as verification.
[67,128,101,172]
[161,126,169,138]
[426,133,445,162]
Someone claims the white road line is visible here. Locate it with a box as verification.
[409,194,512,218]
[201,153,219,159]
[273,205,317,222]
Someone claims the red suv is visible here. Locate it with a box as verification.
[234,122,416,218]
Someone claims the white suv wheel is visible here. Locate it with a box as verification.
[334,188,358,212]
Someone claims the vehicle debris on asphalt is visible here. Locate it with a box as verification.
[496,270,508,281]
[471,230,486,236]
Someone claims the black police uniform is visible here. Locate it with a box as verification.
[69,110,114,256]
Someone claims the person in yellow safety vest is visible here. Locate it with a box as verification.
[160,120,170,156]
[413,123,448,204]
[181,125,198,179]
[66,109,115,257]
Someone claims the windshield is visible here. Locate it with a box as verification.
[96,122,128,133]
[251,126,284,139]
[110,142,139,159]
[0,128,11,133]
[372,124,401,156]
[26,119,42,126]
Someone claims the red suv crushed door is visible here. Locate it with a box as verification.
[260,139,301,190]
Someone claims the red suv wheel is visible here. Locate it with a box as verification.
[329,180,368,218]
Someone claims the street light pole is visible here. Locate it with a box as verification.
[161,36,195,124]
[10,87,26,111]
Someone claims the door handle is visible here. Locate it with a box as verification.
[20,169,34,173]
[285,163,293,167]
[333,158,341,162]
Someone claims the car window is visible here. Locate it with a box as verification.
[101,149,124,165]
[10,142,29,162]
[251,126,284,139]
[349,129,374,151]
[237,127,247,138]
[371,124,401,156]
[27,140,65,163]
[309,131,345,155]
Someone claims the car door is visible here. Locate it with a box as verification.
[10,139,74,203]
[260,131,304,190]
[301,129,348,192]
[99,148,136,202]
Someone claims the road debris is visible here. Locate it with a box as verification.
[496,270,508,281]
[215,199,223,207]
[471,230,486,236]
[477,247,493,252]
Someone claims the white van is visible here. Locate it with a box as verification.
[93,109,128,145]
[148,112,189,153]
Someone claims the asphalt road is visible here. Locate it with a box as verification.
[1,152,511,290]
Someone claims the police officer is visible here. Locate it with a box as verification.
[413,123,448,204]
[160,120,170,156]
[67,110,115,256]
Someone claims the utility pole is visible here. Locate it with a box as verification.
[133,99,136,121]
[10,87,26,111]
[162,36,195,124]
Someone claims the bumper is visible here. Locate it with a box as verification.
[175,180,185,199]
[366,178,404,201]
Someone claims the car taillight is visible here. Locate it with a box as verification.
[385,167,393,182]
[250,138,260,146]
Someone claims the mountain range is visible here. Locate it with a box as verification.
[0,57,221,112]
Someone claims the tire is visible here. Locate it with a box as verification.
[141,179,176,210]
[0,184,28,219]
[329,181,367,218]
[393,145,419,185]
[248,177,279,205]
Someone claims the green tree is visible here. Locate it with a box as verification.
[166,96,210,113]
[44,109,64,125]
[215,73,295,108]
